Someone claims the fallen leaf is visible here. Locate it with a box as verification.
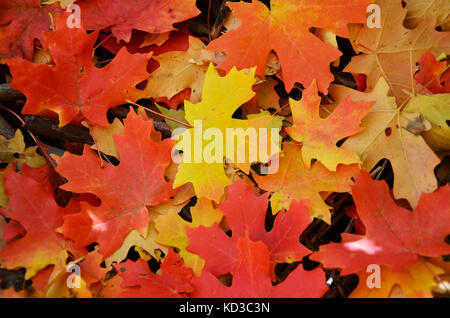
[206,0,370,92]
[54,109,177,257]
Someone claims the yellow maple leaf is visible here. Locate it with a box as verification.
[405,93,450,152]
[173,63,279,201]
[154,198,222,275]
[0,129,45,168]
[85,118,124,159]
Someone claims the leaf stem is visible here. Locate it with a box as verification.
[0,105,56,169]
[125,100,193,128]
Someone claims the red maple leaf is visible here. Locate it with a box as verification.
[116,249,193,298]
[0,164,66,279]
[311,170,450,275]
[98,25,191,57]
[187,178,311,277]
[191,237,326,298]
[414,50,450,94]
[7,15,151,126]
[54,110,177,257]
[78,0,200,43]
[0,0,62,59]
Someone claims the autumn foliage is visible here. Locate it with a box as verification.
[0,0,449,298]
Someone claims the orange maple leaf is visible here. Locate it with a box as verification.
[206,0,370,92]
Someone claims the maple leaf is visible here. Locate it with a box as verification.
[405,93,450,151]
[345,0,450,104]
[156,106,189,131]
[31,247,109,298]
[0,164,67,279]
[115,249,194,298]
[99,24,191,57]
[329,78,440,207]
[0,129,45,168]
[403,0,450,30]
[187,178,311,278]
[286,79,373,171]
[414,50,450,94]
[30,250,105,298]
[0,0,448,300]
[41,1,76,8]
[173,63,278,202]
[104,218,167,268]
[154,198,222,275]
[350,261,444,298]
[206,0,370,92]
[85,118,124,159]
[145,36,208,104]
[191,237,326,298]
[7,16,151,126]
[54,109,177,257]
[78,249,109,289]
[77,0,200,43]
[100,163,193,265]
[253,142,359,223]
[140,32,171,48]
[0,0,62,59]
[257,77,281,111]
[311,170,450,275]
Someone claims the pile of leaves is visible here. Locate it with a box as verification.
[0,0,449,298]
